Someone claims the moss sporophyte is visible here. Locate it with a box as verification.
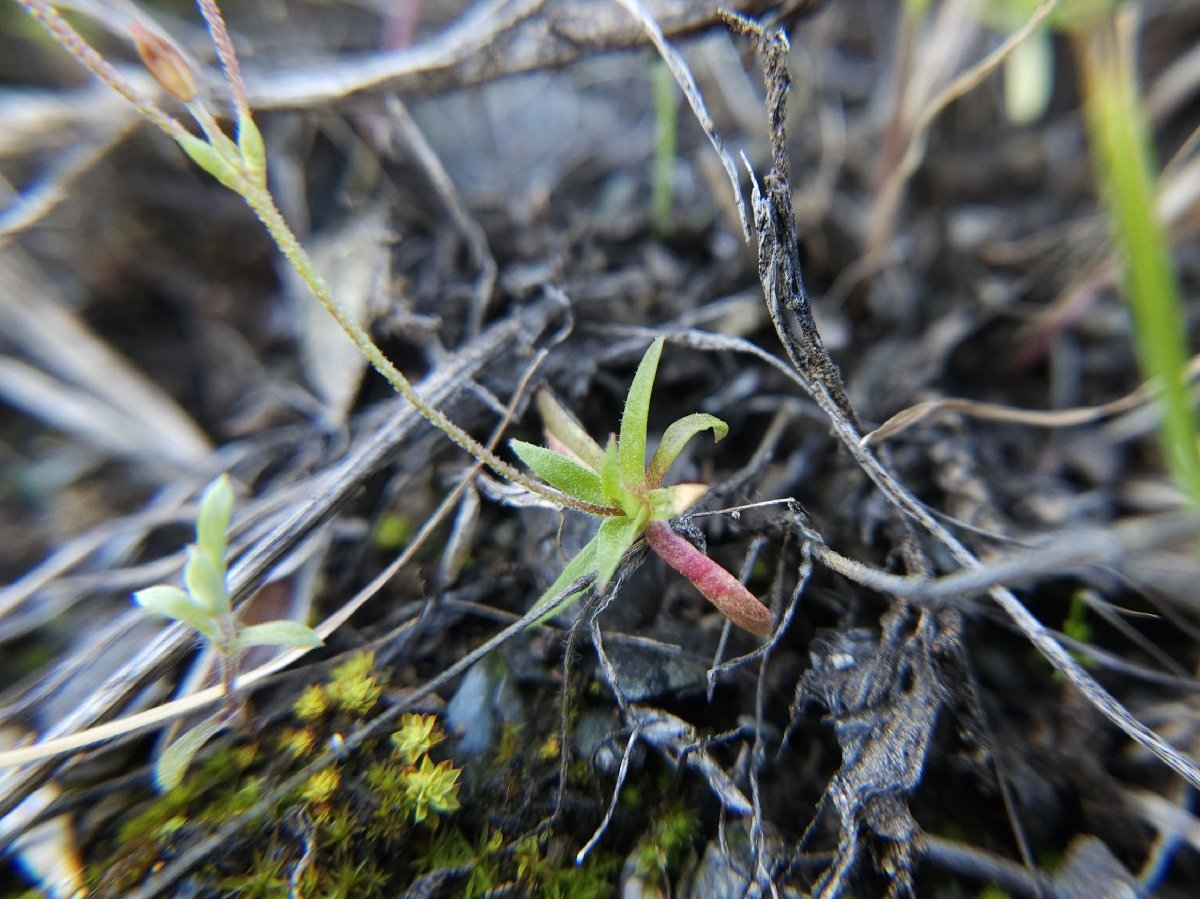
[512,338,773,636]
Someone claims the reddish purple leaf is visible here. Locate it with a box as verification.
[644,520,772,636]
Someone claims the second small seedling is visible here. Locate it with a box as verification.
[134,475,323,790]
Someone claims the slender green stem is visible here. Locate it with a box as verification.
[18,0,617,517]
[650,60,678,236]
[237,183,615,515]
[17,0,185,141]
[194,0,250,120]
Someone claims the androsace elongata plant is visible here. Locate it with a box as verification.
[512,338,773,635]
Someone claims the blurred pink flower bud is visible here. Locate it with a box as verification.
[131,23,196,103]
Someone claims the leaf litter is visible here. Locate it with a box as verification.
[2,2,1200,897]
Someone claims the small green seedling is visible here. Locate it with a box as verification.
[511,338,773,635]
[134,475,323,790]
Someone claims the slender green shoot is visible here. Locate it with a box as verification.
[15,0,610,517]
[134,475,323,790]
[1078,13,1200,504]
[650,60,679,236]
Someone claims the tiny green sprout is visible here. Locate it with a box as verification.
[133,474,323,791]
[403,756,462,824]
[511,338,773,635]
[373,512,413,550]
[392,713,445,766]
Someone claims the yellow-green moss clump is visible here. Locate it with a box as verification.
[90,651,658,897]
[324,651,384,716]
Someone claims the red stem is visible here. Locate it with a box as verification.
[644,520,772,636]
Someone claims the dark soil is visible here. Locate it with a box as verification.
[3,2,1200,897]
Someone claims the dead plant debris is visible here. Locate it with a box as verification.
[3,2,1200,897]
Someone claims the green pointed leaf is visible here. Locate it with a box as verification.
[511,440,608,508]
[175,131,242,190]
[648,483,709,520]
[537,391,604,470]
[184,545,228,617]
[156,715,226,792]
[237,113,267,186]
[592,514,643,592]
[196,474,234,562]
[235,620,323,651]
[646,413,728,488]
[133,585,219,641]
[528,536,599,625]
[618,337,664,492]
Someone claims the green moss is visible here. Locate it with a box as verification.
[279,726,317,757]
[96,741,269,892]
[372,513,413,550]
[494,720,524,766]
[325,652,383,716]
[512,834,617,899]
[404,756,462,823]
[415,827,503,899]
[976,887,1015,899]
[214,848,290,898]
[390,712,444,765]
[293,684,329,721]
[91,657,637,898]
[299,767,341,806]
[632,803,699,887]
[321,804,358,845]
[115,743,258,848]
[537,734,560,762]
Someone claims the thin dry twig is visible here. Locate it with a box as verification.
[0,250,213,471]
[861,353,1200,446]
[384,95,497,336]
[866,0,1059,259]
[244,0,787,112]
[0,295,564,820]
[721,8,1200,804]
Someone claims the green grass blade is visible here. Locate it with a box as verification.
[1081,23,1200,503]
[650,61,679,236]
